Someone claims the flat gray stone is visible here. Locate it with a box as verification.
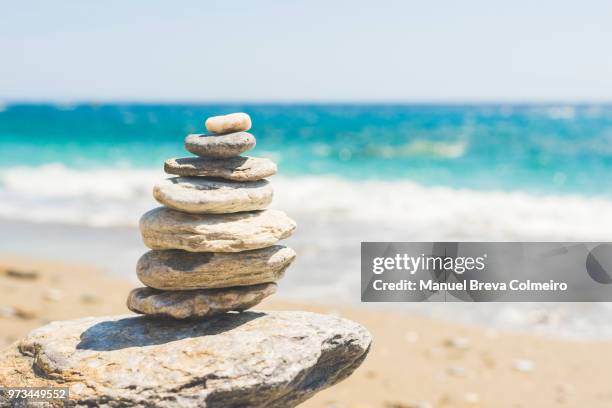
[185,132,256,158]
[140,207,296,252]
[126,283,276,319]
[153,177,273,214]
[205,112,251,134]
[164,156,277,181]
[137,246,296,290]
[0,311,371,407]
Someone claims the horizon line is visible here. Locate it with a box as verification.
[3,98,612,106]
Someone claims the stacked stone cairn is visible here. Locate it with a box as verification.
[127,112,297,319]
[0,112,372,405]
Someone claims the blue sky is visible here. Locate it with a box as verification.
[2,0,612,102]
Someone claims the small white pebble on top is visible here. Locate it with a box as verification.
[205,112,251,134]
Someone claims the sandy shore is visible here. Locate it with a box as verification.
[1,255,612,407]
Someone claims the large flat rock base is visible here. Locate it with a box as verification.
[0,311,371,408]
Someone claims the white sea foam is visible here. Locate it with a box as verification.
[0,164,162,227]
[0,163,161,199]
[545,105,576,120]
[273,176,612,241]
[364,139,468,159]
[1,164,612,241]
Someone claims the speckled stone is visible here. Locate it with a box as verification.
[0,311,372,407]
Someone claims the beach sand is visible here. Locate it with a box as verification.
[1,255,612,407]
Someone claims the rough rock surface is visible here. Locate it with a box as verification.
[126,283,276,319]
[140,207,296,252]
[164,156,277,181]
[0,311,372,407]
[205,112,251,134]
[137,246,296,290]
[153,177,273,214]
[185,132,256,158]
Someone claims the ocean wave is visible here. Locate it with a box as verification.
[363,140,468,159]
[544,105,577,120]
[1,164,612,240]
[0,164,162,227]
[272,177,612,241]
[0,164,161,199]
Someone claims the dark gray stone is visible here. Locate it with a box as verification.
[185,132,256,158]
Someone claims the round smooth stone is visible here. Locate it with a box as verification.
[153,177,273,214]
[205,112,251,134]
[185,132,256,158]
[164,156,277,181]
[126,283,276,319]
[136,246,296,290]
[140,207,296,252]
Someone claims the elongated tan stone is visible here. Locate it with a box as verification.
[185,132,255,158]
[126,283,276,319]
[205,112,251,134]
[140,207,296,252]
[153,177,273,214]
[137,246,296,290]
[164,156,277,181]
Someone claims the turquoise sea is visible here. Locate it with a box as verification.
[1,102,612,235]
[3,103,612,336]
[1,103,612,195]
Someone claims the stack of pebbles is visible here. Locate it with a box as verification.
[127,113,297,319]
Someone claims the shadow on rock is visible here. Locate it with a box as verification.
[77,311,264,351]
